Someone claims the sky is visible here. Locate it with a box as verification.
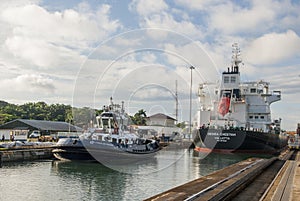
[0,0,299,131]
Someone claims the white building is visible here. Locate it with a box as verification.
[137,113,181,137]
[146,113,176,127]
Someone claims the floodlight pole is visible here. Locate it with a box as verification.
[189,66,195,140]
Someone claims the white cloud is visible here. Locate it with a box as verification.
[133,86,173,100]
[1,4,121,69]
[165,0,300,41]
[1,4,120,44]
[143,13,200,37]
[0,74,55,93]
[0,73,77,105]
[208,1,276,35]
[129,0,168,16]
[244,30,300,65]
[0,0,40,10]
[141,52,157,63]
[113,36,141,47]
[164,42,219,83]
[174,0,216,10]
[5,35,85,68]
[0,1,123,106]
[129,0,202,39]
[96,4,122,34]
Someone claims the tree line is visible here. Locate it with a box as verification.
[0,100,148,127]
[0,100,73,125]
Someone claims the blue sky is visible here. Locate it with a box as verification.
[0,0,299,130]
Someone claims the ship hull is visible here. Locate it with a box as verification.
[53,138,160,165]
[53,147,96,162]
[194,128,287,154]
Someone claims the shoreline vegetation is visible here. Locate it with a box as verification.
[0,100,73,125]
[0,100,154,128]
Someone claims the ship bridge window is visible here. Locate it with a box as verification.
[260,116,265,119]
[224,76,229,83]
[230,76,236,83]
[249,116,253,119]
[255,116,259,119]
[250,88,256,93]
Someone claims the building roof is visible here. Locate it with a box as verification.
[0,119,82,132]
[147,113,176,121]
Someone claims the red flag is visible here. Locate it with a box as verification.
[218,97,230,116]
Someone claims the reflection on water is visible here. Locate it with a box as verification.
[51,161,127,200]
[0,150,272,201]
[192,151,272,176]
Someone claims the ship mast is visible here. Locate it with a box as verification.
[231,42,242,72]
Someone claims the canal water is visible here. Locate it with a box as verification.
[0,149,270,201]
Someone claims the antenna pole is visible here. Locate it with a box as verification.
[175,80,178,124]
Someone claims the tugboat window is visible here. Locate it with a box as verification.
[250,88,256,93]
[230,76,236,83]
[224,76,229,83]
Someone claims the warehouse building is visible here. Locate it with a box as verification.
[0,119,82,141]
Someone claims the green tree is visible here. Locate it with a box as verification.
[176,122,186,129]
[0,103,18,124]
[73,107,97,129]
[131,109,147,125]
[0,100,74,124]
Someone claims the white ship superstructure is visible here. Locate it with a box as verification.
[196,43,281,133]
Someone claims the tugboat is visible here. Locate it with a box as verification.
[53,98,160,164]
[193,43,287,154]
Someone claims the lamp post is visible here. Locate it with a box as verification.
[189,66,195,140]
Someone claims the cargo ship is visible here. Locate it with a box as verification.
[193,43,287,154]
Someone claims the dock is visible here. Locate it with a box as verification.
[260,150,300,201]
[145,149,300,201]
[0,146,54,166]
